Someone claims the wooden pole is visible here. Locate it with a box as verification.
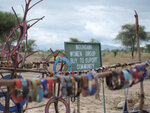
[4,87,11,113]
[0,60,142,73]
[135,11,141,61]
[134,10,144,112]
[0,62,148,87]
[0,67,46,73]
[0,71,111,86]
[4,60,16,113]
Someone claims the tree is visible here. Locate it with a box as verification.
[115,24,148,59]
[0,11,22,48]
[69,37,83,42]
[20,39,36,53]
[89,38,99,43]
[111,49,119,57]
[146,44,150,53]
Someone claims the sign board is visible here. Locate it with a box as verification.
[64,42,102,71]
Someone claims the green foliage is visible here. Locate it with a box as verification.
[89,38,99,43]
[115,24,148,58]
[115,24,147,46]
[102,49,110,53]
[146,44,150,52]
[111,49,119,57]
[20,39,36,53]
[0,11,22,47]
[140,47,146,52]
[69,37,83,42]
[111,49,120,52]
[69,37,99,43]
[111,49,120,57]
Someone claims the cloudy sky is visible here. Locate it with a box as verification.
[0,0,150,50]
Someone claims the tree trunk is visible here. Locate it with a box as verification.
[131,50,134,59]
[131,37,135,59]
[131,45,134,59]
[132,44,135,59]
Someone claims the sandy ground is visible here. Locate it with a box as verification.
[20,72,150,113]
[1,54,150,113]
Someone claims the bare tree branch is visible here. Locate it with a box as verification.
[21,5,25,13]
[26,17,44,23]
[11,7,20,25]
[28,16,45,29]
[25,0,27,4]
[28,0,43,11]
[23,0,32,21]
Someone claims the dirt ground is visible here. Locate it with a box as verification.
[1,52,150,113]
[22,53,150,113]
[22,72,150,113]
[23,53,150,113]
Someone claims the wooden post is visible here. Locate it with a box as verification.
[0,62,148,87]
[134,10,144,112]
[4,87,11,113]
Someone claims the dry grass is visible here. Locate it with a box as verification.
[27,51,150,66]
[1,51,149,113]
[102,52,150,65]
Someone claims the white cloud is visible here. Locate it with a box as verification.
[28,27,69,50]
[102,42,121,47]
[76,5,134,40]
[84,21,117,39]
[1,0,150,50]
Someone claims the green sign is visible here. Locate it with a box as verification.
[64,42,102,71]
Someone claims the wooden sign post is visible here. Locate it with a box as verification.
[135,10,144,112]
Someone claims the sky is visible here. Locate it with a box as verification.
[0,0,150,51]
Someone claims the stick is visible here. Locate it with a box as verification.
[28,0,43,11]
[0,67,46,73]
[25,51,39,59]
[28,16,45,29]
[12,7,20,25]
[0,62,148,87]
[135,10,144,113]
[21,5,25,13]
